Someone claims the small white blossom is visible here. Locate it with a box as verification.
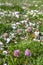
[12,24,16,29]
[14,11,19,18]
[0,41,3,46]
[31,10,34,13]
[0,48,3,50]
[20,20,27,24]
[0,12,5,16]
[3,51,7,55]
[35,31,39,37]
[35,4,38,7]
[6,38,11,43]
[10,33,15,38]
[15,41,17,44]
[16,22,21,25]
[33,38,40,42]
[29,22,35,27]
[15,15,19,18]
[34,29,40,39]
[3,63,7,65]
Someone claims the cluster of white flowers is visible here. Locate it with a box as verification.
[5,2,13,6]
[0,2,13,6]
[29,22,35,27]
[26,9,43,19]
[0,11,20,18]
[0,12,5,17]
[20,20,27,24]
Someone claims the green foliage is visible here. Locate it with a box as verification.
[0,23,12,34]
[0,0,43,65]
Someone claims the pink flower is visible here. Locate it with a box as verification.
[3,33,8,38]
[17,29,22,33]
[26,27,32,33]
[25,49,32,56]
[14,50,20,57]
[16,22,21,26]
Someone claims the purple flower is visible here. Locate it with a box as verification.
[14,50,20,57]
[26,27,32,33]
[17,29,22,35]
[17,29,22,34]
[3,33,8,38]
[25,49,32,56]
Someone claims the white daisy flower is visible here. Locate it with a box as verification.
[6,38,11,43]
[12,24,16,29]
[3,63,7,65]
[3,51,7,55]
[14,11,19,18]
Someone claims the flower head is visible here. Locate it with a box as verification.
[17,29,22,34]
[25,49,32,56]
[3,33,8,38]
[3,51,7,55]
[14,50,20,57]
[26,27,32,33]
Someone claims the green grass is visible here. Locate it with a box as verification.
[0,0,43,65]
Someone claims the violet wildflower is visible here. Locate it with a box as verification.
[3,33,8,38]
[14,50,20,57]
[25,49,32,56]
[17,29,22,33]
[26,27,32,33]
